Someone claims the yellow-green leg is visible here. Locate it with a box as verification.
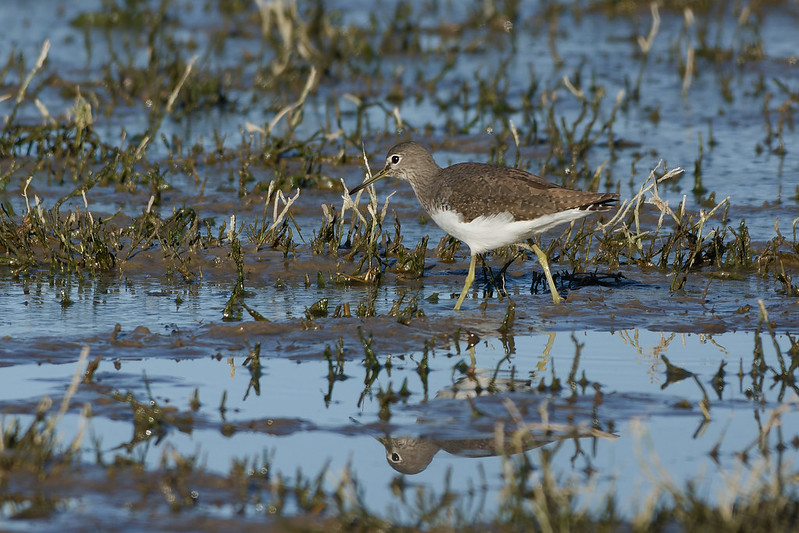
[454,254,477,311]
[522,243,565,305]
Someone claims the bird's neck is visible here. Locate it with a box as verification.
[407,164,441,213]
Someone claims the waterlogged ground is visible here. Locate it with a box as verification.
[1,0,799,530]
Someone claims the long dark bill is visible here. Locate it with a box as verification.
[348,166,391,195]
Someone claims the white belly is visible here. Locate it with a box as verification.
[429,208,588,255]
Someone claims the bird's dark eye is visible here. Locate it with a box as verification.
[391,453,401,463]
[390,155,401,165]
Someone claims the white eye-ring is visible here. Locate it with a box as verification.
[390,154,401,165]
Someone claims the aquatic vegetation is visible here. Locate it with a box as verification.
[1,0,798,529]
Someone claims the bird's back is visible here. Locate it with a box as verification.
[422,162,616,223]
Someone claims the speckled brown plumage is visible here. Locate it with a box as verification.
[350,141,618,223]
[420,161,618,222]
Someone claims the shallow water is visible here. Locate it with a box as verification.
[1,323,797,524]
[2,0,799,528]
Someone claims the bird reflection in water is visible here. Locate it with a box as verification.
[378,355,616,475]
